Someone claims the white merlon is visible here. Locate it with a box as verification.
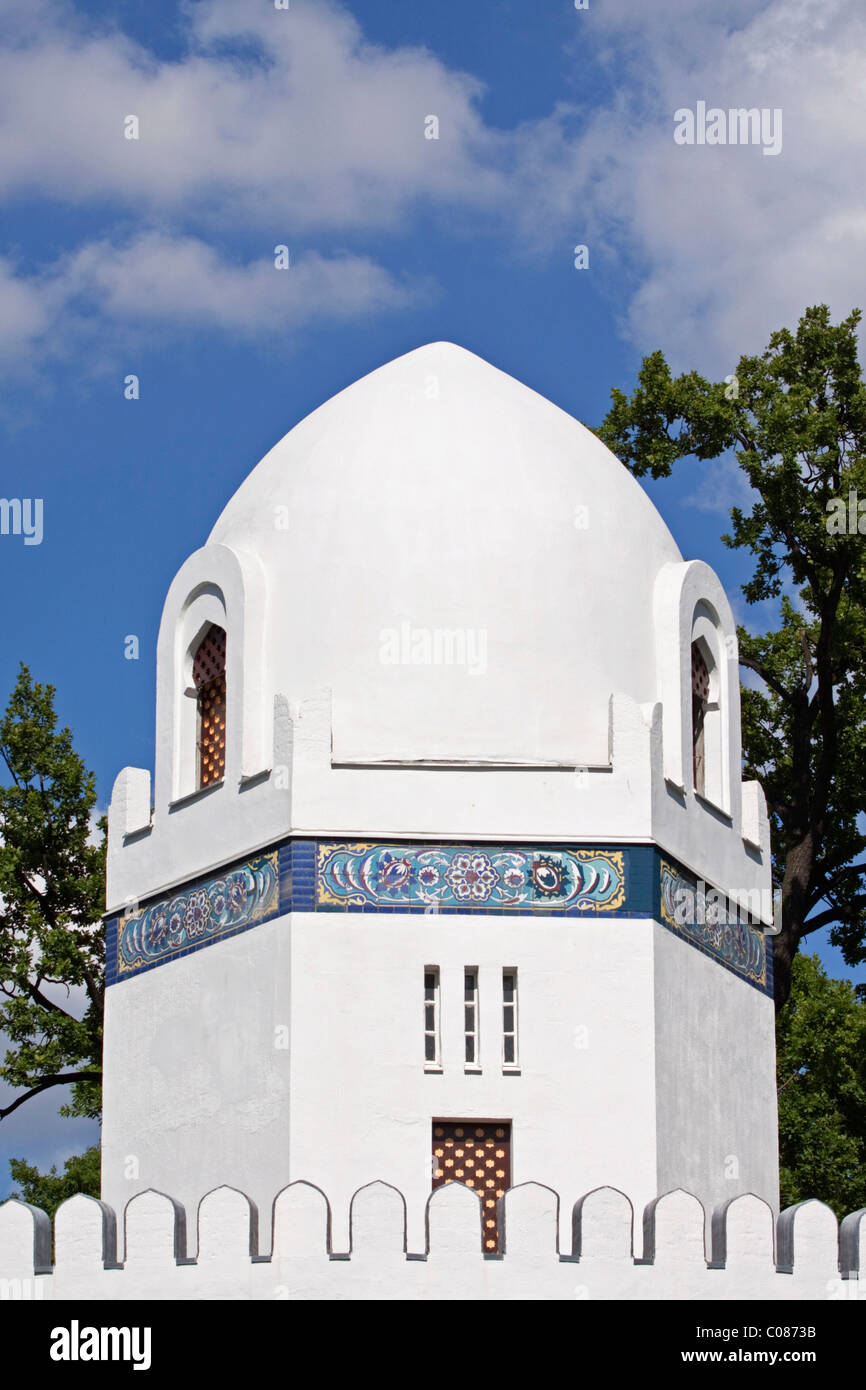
[107,767,151,845]
[0,1184,863,1301]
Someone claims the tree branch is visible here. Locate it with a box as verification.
[812,569,847,822]
[777,1069,805,1095]
[809,861,866,904]
[25,979,77,1019]
[777,515,825,601]
[800,627,814,688]
[801,895,866,936]
[738,653,795,704]
[829,861,866,884]
[0,1071,102,1121]
[79,962,102,1009]
[733,430,760,457]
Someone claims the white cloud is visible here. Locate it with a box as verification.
[0,237,426,364]
[66,234,425,331]
[0,0,504,229]
[580,0,866,370]
[0,257,59,359]
[0,0,474,361]
[681,454,758,516]
[0,0,863,373]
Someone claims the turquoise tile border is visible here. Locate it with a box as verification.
[104,838,773,997]
[111,852,280,982]
[657,857,770,993]
[316,843,626,913]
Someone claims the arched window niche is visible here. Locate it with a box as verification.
[653,560,740,825]
[153,543,271,812]
[175,584,229,801]
[688,601,730,815]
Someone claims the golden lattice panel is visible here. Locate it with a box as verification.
[198,676,226,787]
[193,625,226,687]
[432,1121,511,1253]
[194,625,227,789]
[691,643,710,701]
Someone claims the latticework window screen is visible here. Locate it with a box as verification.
[193,625,227,789]
[691,642,709,796]
[432,1121,511,1252]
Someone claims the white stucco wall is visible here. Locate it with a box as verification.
[101,917,293,1253]
[107,685,772,929]
[102,910,661,1255]
[287,911,658,1252]
[653,924,780,1220]
[101,903,779,1258]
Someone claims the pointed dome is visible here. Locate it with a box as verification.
[208,343,682,765]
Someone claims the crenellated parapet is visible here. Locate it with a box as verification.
[1,1183,864,1301]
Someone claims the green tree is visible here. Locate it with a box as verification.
[7,1144,101,1221]
[776,954,866,1216]
[0,664,105,1125]
[597,305,866,1011]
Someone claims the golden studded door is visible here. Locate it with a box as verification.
[432,1120,511,1252]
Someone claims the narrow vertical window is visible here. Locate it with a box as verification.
[691,641,709,798]
[194,625,226,790]
[464,968,479,1068]
[424,968,440,1069]
[502,969,518,1069]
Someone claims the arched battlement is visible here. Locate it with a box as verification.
[0,1182,855,1301]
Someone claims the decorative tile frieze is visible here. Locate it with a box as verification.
[105,838,772,996]
[316,843,626,913]
[658,859,769,991]
[114,851,279,979]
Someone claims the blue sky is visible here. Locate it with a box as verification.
[1,0,865,1190]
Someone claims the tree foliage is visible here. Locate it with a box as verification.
[776,954,866,1216]
[7,1144,100,1221]
[597,305,866,1009]
[0,664,105,1123]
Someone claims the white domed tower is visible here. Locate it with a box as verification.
[102,343,778,1254]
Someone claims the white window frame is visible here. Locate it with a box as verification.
[154,544,271,814]
[424,967,441,1072]
[691,616,724,812]
[464,967,480,1072]
[502,968,519,1071]
[653,561,739,823]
